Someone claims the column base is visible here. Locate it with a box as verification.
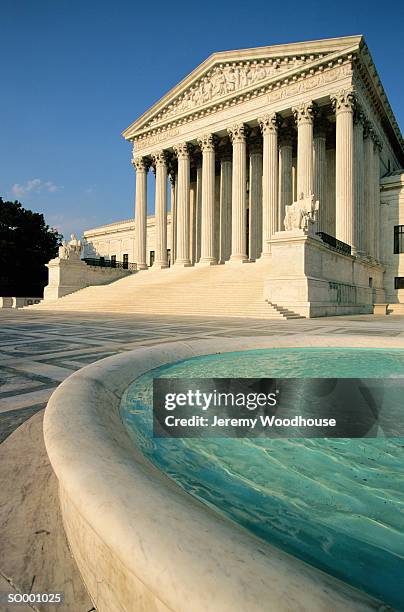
[174,260,192,267]
[227,255,249,264]
[153,262,169,270]
[136,263,148,270]
[197,258,218,266]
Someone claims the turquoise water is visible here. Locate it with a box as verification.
[120,348,404,610]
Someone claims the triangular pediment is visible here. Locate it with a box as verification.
[122,35,363,140]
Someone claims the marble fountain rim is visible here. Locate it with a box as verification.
[43,335,403,612]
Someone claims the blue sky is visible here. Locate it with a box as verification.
[1,0,403,239]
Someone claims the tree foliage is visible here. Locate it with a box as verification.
[0,197,63,296]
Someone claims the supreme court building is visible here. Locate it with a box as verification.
[80,35,404,317]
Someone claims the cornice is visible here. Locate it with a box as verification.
[353,42,404,165]
[123,36,362,140]
[129,48,357,147]
[84,214,173,237]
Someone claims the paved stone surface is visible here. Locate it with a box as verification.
[0,410,93,612]
[1,309,404,611]
[1,309,404,440]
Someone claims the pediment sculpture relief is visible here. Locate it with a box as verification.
[148,56,311,127]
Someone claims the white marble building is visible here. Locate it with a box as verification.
[78,35,404,316]
[83,214,173,268]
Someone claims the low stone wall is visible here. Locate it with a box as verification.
[265,231,385,317]
[44,258,132,300]
[43,336,394,612]
[0,296,42,308]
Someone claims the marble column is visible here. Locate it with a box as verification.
[173,143,191,266]
[373,136,382,261]
[278,128,293,231]
[195,165,202,263]
[189,178,197,265]
[249,139,263,259]
[292,158,297,202]
[313,119,327,232]
[331,90,356,250]
[353,110,365,254]
[152,151,168,268]
[132,156,148,269]
[228,124,248,262]
[292,101,316,198]
[363,123,375,257]
[169,171,177,264]
[325,145,336,236]
[219,151,232,263]
[258,113,279,256]
[198,134,217,264]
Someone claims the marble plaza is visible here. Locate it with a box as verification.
[1,308,404,610]
[33,35,399,320]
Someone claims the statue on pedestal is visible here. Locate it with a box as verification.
[284,193,319,233]
[58,233,83,260]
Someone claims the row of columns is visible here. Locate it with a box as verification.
[132,89,382,269]
[330,90,382,257]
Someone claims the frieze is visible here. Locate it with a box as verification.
[135,128,181,150]
[134,62,353,146]
[267,64,352,103]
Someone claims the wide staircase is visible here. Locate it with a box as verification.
[28,261,304,319]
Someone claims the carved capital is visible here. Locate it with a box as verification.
[227,123,248,143]
[292,101,317,125]
[258,113,281,135]
[151,150,168,167]
[173,142,191,159]
[131,156,149,173]
[197,133,218,152]
[330,89,356,114]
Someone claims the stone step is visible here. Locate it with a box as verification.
[267,302,306,320]
[27,262,300,319]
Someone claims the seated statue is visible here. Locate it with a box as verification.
[57,233,83,260]
[284,192,319,232]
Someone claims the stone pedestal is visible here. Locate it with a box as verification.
[44,257,131,301]
[45,258,89,300]
[373,303,388,315]
[264,230,385,317]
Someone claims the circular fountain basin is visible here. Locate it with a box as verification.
[44,335,404,612]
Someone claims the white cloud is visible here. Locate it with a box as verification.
[84,185,96,196]
[11,178,61,198]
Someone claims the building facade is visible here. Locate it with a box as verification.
[82,36,404,315]
[83,214,173,268]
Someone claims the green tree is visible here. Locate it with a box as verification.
[0,197,63,296]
